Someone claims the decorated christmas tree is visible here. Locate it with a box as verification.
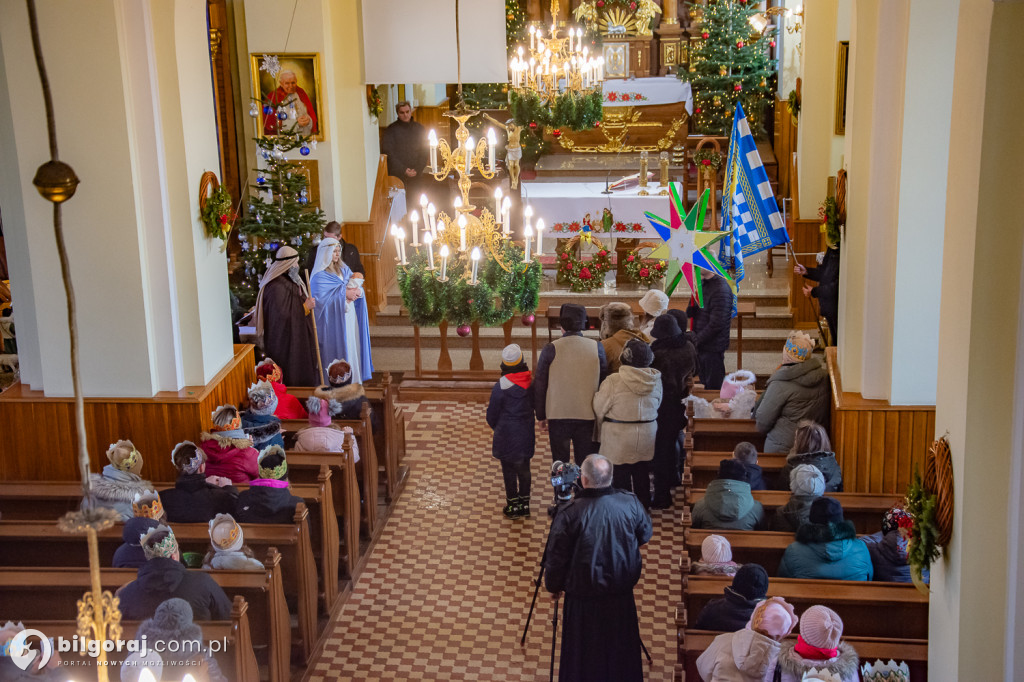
[684,0,776,136]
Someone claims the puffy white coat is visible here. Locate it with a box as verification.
[696,629,783,682]
[593,365,662,464]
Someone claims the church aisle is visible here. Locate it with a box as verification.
[308,400,679,681]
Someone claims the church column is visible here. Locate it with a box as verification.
[930,1,1024,677]
[0,0,232,397]
[794,0,837,219]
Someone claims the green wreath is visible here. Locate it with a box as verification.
[510,89,604,132]
[906,469,940,587]
[557,234,613,292]
[693,149,723,172]
[201,184,235,242]
[397,240,541,327]
[622,243,668,287]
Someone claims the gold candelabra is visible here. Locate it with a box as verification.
[509,10,604,97]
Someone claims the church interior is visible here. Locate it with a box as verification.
[0,0,1022,680]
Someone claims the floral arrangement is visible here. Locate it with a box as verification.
[622,243,667,286]
[200,183,236,244]
[550,219,645,234]
[818,196,842,245]
[787,89,801,118]
[606,91,649,103]
[557,235,614,292]
[692,148,723,172]
[905,470,940,591]
[366,85,384,120]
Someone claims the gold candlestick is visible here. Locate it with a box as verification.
[659,152,670,196]
[638,151,649,196]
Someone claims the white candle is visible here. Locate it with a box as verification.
[424,231,435,269]
[397,227,407,264]
[454,196,463,211]
[391,224,401,262]
[457,213,468,252]
[428,130,438,172]
[502,197,512,237]
[524,204,534,227]
[465,136,474,172]
[494,187,503,227]
[470,247,481,285]
[440,244,449,280]
[487,128,497,172]
[523,224,533,262]
[427,203,437,237]
[410,210,420,246]
[535,218,545,256]
[577,28,583,53]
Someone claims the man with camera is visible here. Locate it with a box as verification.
[544,454,652,681]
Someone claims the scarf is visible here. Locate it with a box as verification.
[794,635,838,660]
[249,478,291,489]
[253,246,309,340]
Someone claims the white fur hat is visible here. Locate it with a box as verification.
[638,289,669,317]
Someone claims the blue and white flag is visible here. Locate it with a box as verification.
[719,102,789,285]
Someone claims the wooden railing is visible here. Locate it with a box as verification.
[343,155,401,321]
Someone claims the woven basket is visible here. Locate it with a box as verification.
[925,437,954,547]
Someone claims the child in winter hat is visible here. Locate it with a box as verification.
[487,344,534,519]
[134,598,228,682]
[783,331,815,364]
[241,380,285,451]
[777,605,860,682]
[86,439,153,521]
[255,357,307,419]
[203,513,264,570]
[696,596,798,682]
[693,534,742,576]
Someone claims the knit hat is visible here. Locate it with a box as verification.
[638,289,669,317]
[620,338,654,368]
[731,563,769,601]
[701,534,732,564]
[257,445,288,480]
[650,313,682,340]
[107,440,142,475]
[209,513,244,553]
[306,396,331,428]
[667,308,689,332]
[137,598,202,644]
[121,517,160,547]
[140,525,178,560]
[502,344,524,367]
[747,597,798,639]
[210,404,242,432]
[718,458,748,482]
[132,491,164,521]
[809,496,844,525]
[558,303,588,333]
[790,464,826,496]
[783,331,815,363]
[255,357,283,383]
[882,503,913,535]
[800,605,844,649]
[170,441,204,475]
[720,370,757,401]
[599,302,635,338]
[247,380,278,415]
[327,359,353,387]
[801,668,842,682]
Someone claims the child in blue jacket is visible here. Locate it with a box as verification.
[486,344,535,518]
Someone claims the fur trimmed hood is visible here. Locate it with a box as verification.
[241,412,282,442]
[88,466,152,503]
[313,383,365,404]
[200,432,255,450]
[777,641,859,679]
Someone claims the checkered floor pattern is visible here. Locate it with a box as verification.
[308,401,680,681]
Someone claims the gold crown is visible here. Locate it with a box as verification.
[132,491,164,520]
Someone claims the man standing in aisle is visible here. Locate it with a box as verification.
[381,100,428,197]
[534,303,608,465]
[687,269,733,390]
[544,454,652,682]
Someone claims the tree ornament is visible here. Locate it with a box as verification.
[529,121,538,129]
[276,108,288,121]
[552,129,562,138]
[596,0,604,6]
[594,121,602,128]
[719,65,728,76]
[737,40,744,48]
[522,313,535,326]
[689,64,697,73]
[456,324,472,337]
[249,102,259,118]
[263,105,273,116]
[759,78,767,88]
[300,145,311,156]
[734,83,742,92]
[701,31,709,39]
[695,107,702,114]
[713,95,722,106]
[769,40,776,48]
[629,1,637,9]
[256,173,266,185]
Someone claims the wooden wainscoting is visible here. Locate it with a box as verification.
[414,98,450,142]
[789,218,826,330]
[0,345,256,483]
[343,155,400,322]
[826,347,935,494]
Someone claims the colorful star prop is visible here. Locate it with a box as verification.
[645,186,734,306]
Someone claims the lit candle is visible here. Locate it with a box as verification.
[458,213,468,252]
[427,203,437,237]
[440,244,450,280]
[535,218,545,256]
[397,227,407,264]
[465,136,474,172]
[420,193,429,216]
[502,196,512,237]
[391,223,401,262]
[454,196,463,212]
[470,247,481,285]
[494,187,503,227]
[424,231,435,269]
[487,128,497,172]
[523,224,533,262]
[568,29,574,52]
[577,28,583,53]
[524,204,534,227]
[428,130,438,172]
[410,209,420,246]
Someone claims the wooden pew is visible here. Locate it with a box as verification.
[684,451,788,489]
[685,402,766,451]
[286,432,362,588]
[0,549,291,682]
[678,575,928,639]
[24,595,259,681]
[680,528,796,576]
[681,490,899,534]
[679,629,928,681]
[0,505,318,665]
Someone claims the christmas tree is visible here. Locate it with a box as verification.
[234,132,325,308]
[684,0,776,136]
[460,0,526,108]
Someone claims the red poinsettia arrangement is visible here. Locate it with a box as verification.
[558,238,613,292]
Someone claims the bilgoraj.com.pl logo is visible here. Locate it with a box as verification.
[3,629,228,671]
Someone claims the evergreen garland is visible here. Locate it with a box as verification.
[397,240,541,327]
[905,469,941,583]
[510,89,604,131]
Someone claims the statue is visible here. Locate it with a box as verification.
[634,0,663,37]
[485,115,524,190]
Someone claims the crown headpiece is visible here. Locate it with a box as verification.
[209,513,244,552]
[784,335,814,362]
[247,380,277,412]
[107,440,141,472]
[860,660,910,682]
[255,358,282,383]
[132,491,164,520]
[140,525,178,560]
[257,445,288,480]
[801,668,842,682]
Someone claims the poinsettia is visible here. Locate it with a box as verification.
[639,267,650,278]
[607,92,618,102]
[579,267,592,280]
[597,250,607,257]
[565,262,574,270]
[614,222,627,232]
[631,223,643,232]
[561,252,569,260]
[621,94,631,102]
[627,255,635,262]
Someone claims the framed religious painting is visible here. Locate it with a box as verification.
[250,53,325,140]
[602,42,630,79]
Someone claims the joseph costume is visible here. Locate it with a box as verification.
[255,246,319,387]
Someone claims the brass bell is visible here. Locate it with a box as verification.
[33,161,80,204]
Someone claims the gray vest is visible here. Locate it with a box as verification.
[546,335,601,420]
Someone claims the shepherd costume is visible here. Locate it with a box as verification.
[254,246,319,387]
[310,238,374,384]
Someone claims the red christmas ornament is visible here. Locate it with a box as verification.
[734,83,742,91]
[594,121,602,128]
[629,1,637,10]
[639,267,650,278]
[219,214,229,225]
[695,107,702,114]
[701,159,711,166]
[528,121,537,129]
[579,267,593,280]
[552,129,562,138]
[456,324,471,337]
[737,40,745,48]
[701,31,709,39]
[770,40,776,48]
[521,313,535,326]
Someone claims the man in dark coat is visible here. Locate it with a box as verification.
[254,246,319,387]
[117,526,232,621]
[161,441,238,524]
[303,221,365,280]
[649,313,698,508]
[381,101,428,197]
[686,270,734,390]
[693,563,770,631]
[544,455,652,681]
[795,243,840,343]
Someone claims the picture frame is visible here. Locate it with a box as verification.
[834,41,849,135]
[602,42,630,79]
[250,53,325,141]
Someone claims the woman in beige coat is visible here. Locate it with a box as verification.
[593,338,662,508]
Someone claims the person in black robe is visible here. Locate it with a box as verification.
[795,242,841,343]
[254,246,319,387]
[381,101,428,197]
[303,221,365,280]
[544,455,652,682]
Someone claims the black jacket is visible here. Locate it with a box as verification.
[161,474,239,524]
[303,237,365,278]
[804,246,839,326]
[774,451,844,492]
[235,482,304,524]
[650,332,698,417]
[544,487,652,597]
[769,493,820,533]
[118,557,233,621]
[741,462,766,491]
[486,373,536,462]
[693,586,762,632]
[686,276,733,353]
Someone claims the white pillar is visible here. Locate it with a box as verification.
[795,0,837,219]
[0,0,232,397]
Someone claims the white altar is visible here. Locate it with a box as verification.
[602,77,693,114]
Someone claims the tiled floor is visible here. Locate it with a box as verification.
[308,400,681,681]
